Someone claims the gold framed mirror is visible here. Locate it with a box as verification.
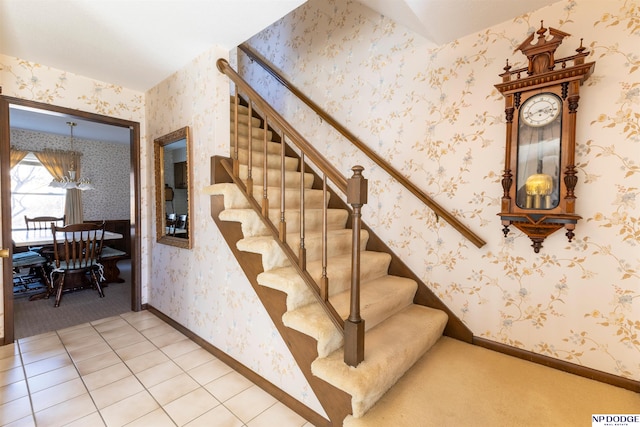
[154,126,193,249]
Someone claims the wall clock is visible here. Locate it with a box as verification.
[495,22,595,253]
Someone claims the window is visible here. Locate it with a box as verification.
[11,152,66,229]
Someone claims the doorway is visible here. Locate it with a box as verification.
[1,96,142,344]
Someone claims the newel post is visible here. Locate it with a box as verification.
[345,165,367,367]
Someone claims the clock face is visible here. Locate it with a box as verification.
[520,93,561,127]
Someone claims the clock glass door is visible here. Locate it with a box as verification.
[515,92,562,210]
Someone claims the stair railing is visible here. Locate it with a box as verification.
[238,43,486,249]
[218,58,366,366]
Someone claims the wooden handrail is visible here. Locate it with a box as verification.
[238,43,486,248]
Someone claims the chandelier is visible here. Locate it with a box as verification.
[50,121,94,191]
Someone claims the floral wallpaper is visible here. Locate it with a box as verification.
[239,0,640,382]
[10,129,130,221]
[0,55,146,340]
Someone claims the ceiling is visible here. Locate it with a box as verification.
[1,0,559,143]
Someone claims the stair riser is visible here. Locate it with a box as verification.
[232,122,273,140]
[231,134,282,154]
[231,113,261,127]
[237,229,370,271]
[238,165,315,188]
[219,208,348,237]
[237,149,299,170]
[249,187,328,210]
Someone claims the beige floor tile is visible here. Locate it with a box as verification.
[125,408,176,427]
[23,353,72,378]
[160,338,200,359]
[204,371,253,403]
[67,340,112,362]
[173,347,215,371]
[0,343,18,360]
[163,387,220,426]
[33,393,96,427]
[0,367,26,387]
[224,385,278,423]
[91,315,124,328]
[125,348,170,373]
[17,331,57,345]
[3,414,36,427]
[19,346,66,365]
[16,334,62,354]
[57,325,98,345]
[114,340,157,361]
[246,401,307,427]
[148,329,188,348]
[99,324,138,342]
[62,333,106,353]
[125,315,167,332]
[92,317,129,333]
[26,365,79,393]
[31,377,87,412]
[0,354,22,372]
[188,358,233,386]
[184,405,244,427]
[148,372,201,406]
[100,390,159,427]
[81,362,132,391]
[90,375,145,409]
[135,360,184,388]
[74,351,122,376]
[104,330,147,350]
[0,396,32,426]
[0,380,29,405]
[63,411,105,427]
[139,323,176,339]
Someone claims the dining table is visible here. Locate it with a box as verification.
[12,228,123,248]
[12,228,126,288]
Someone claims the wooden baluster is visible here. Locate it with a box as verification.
[279,133,287,243]
[298,153,306,270]
[262,113,269,218]
[246,101,253,198]
[320,174,328,301]
[345,165,367,367]
[232,87,240,177]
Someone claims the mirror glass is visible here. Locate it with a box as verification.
[155,126,193,249]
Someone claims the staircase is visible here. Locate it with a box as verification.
[205,96,452,425]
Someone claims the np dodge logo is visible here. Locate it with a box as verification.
[592,414,640,427]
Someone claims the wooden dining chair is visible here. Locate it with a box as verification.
[50,221,106,307]
[24,215,66,256]
[24,215,66,230]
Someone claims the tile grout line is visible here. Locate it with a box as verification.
[15,340,37,426]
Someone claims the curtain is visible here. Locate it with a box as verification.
[34,149,84,224]
[10,147,28,168]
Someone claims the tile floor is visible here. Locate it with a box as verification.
[0,311,315,427]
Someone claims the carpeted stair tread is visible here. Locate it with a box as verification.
[231,122,273,140]
[218,207,349,238]
[237,148,299,170]
[231,112,261,127]
[203,183,252,209]
[311,304,448,418]
[238,165,315,188]
[237,228,369,271]
[283,275,418,357]
[232,133,283,154]
[257,251,393,310]
[248,185,328,210]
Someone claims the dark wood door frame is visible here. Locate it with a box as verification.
[1,96,142,344]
